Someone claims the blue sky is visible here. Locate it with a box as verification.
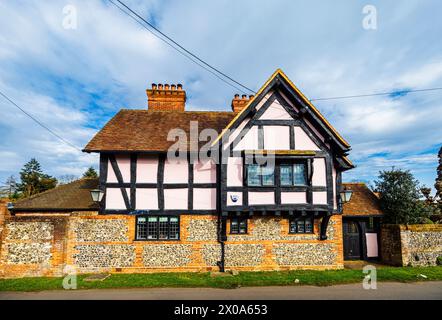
[0,0,441,190]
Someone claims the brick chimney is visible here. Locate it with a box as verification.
[231,94,254,113]
[146,83,186,111]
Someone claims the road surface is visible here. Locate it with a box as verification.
[1,281,441,300]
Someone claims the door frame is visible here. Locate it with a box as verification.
[343,219,363,260]
[342,216,382,261]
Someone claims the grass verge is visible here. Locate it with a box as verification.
[0,266,441,292]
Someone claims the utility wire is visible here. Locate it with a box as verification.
[109,0,253,94]
[109,0,442,105]
[0,90,82,152]
[310,87,442,102]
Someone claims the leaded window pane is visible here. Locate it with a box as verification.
[136,217,147,240]
[261,166,274,186]
[231,219,239,234]
[293,163,306,185]
[280,165,293,186]
[289,220,297,233]
[247,165,260,186]
[239,220,247,234]
[169,217,179,240]
[297,220,305,233]
[159,217,169,239]
[230,218,247,234]
[147,217,158,239]
[305,219,313,233]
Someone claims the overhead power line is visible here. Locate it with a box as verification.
[0,90,82,152]
[108,0,253,94]
[310,87,442,102]
[108,0,442,104]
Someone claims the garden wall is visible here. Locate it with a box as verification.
[381,224,442,266]
[0,214,343,278]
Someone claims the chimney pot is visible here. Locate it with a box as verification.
[177,83,183,90]
[249,95,254,99]
[231,94,250,113]
[147,82,186,111]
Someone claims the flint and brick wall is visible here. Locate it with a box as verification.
[0,214,343,278]
[381,224,442,266]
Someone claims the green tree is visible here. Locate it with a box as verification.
[17,159,57,198]
[374,168,430,224]
[82,167,98,179]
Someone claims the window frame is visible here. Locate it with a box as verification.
[246,164,275,187]
[280,161,308,186]
[135,215,180,241]
[289,217,314,234]
[229,217,248,234]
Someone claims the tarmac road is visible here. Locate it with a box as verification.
[0,281,441,300]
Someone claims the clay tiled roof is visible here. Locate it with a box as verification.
[84,110,235,152]
[11,178,99,213]
[342,183,383,216]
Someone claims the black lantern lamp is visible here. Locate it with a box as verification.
[339,187,353,204]
[90,189,105,203]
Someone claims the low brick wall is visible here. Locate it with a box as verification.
[381,224,442,266]
[0,214,343,278]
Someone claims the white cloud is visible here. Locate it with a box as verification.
[0,0,441,189]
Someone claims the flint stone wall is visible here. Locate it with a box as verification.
[273,243,337,266]
[225,244,265,267]
[2,221,54,266]
[1,214,344,277]
[227,217,336,241]
[6,222,53,241]
[73,219,128,242]
[74,244,135,268]
[381,224,442,266]
[6,242,52,264]
[186,219,218,241]
[202,244,221,266]
[143,244,192,267]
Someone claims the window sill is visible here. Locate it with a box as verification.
[288,233,315,236]
[134,239,181,242]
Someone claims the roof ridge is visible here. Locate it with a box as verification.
[119,109,234,114]
[15,178,98,204]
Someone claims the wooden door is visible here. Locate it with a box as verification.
[343,221,361,260]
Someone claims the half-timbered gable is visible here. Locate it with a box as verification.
[215,69,353,240]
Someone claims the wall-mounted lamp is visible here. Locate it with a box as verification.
[90,189,105,203]
[339,188,353,204]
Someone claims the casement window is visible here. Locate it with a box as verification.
[136,216,180,240]
[247,164,275,186]
[280,163,307,186]
[289,217,313,234]
[230,218,248,234]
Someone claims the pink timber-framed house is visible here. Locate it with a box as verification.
[81,69,355,271]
